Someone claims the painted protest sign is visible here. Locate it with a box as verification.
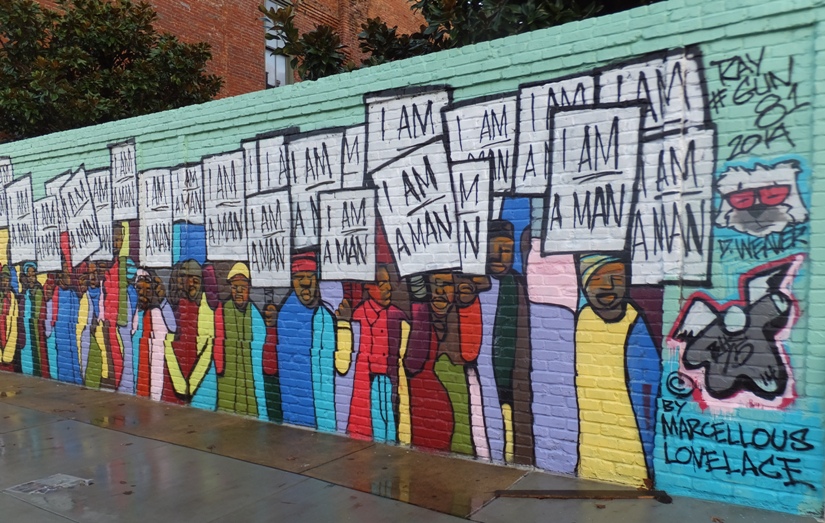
[372,140,460,277]
[139,168,173,267]
[258,132,291,192]
[34,196,62,272]
[242,139,260,196]
[88,168,113,261]
[543,105,644,254]
[631,129,715,284]
[246,189,291,287]
[342,125,366,189]
[5,176,36,264]
[44,173,70,232]
[444,95,517,194]
[171,164,205,224]
[0,157,14,228]
[598,48,708,136]
[365,87,451,174]
[319,188,376,281]
[515,75,595,195]
[450,158,493,275]
[60,167,101,266]
[287,130,345,250]
[204,151,246,260]
[109,140,139,221]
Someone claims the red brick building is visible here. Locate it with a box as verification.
[37,0,424,98]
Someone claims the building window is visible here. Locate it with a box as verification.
[264,0,291,88]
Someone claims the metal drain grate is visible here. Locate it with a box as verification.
[6,474,93,495]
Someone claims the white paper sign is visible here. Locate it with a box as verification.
[88,168,112,261]
[139,168,173,268]
[631,129,715,284]
[246,190,291,287]
[319,189,376,281]
[0,158,14,228]
[172,164,204,224]
[34,196,62,272]
[287,131,345,249]
[204,151,246,260]
[109,140,139,221]
[445,96,516,194]
[515,75,595,195]
[366,88,451,174]
[5,176,36,264]
[450,159,493,274]
[372,140,460,277]
[258,133,290,192]
[44,173,70,232]
[60,167,101,266]
[543,106,643,254]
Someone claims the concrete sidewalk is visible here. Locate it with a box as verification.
[0,373,818,523]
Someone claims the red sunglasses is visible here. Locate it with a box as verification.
[725,185,791,210]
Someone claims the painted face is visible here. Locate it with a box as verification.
[429,273,455,316]
[87,262,100,289]
[583,261,627,321]
[25,267,37,290]
[186,274,202,302]
[292,271,318,307]
[455,274,491,307]
[136,278,153,310]
[263,303,278,328]
[57,271,71,290]
[488,236,514,276]
[43,275,56,298]
[113,223,125,254]
[230,276,250,309]
[366,267,392,308]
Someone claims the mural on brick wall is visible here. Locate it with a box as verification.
[0,44,817,495]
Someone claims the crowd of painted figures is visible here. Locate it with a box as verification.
[0,211,660,485]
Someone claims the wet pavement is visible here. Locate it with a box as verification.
[0,373,819,522]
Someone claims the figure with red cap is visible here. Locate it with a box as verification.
[276,251,337,431]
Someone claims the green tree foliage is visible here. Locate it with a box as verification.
[0,0,223,142]
[264,0,658,81]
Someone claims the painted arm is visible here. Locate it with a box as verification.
[312,307,337,432]
[404,302,430,376]
[627,316,661,476]
[335,320,353,375]
[251,306,268,421]
[213,305,225,375]
[1,296,18,364]
[188,296,215,394]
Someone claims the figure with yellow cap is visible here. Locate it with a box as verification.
[575,253,660,486]
[165,259,215,404]
[0,265,19,372]
[277,251,337,432]
[214,262,267,417]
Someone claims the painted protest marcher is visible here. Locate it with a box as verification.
[575,254,660,484]
[277,252,337,431]
[20,262,49,378]
[0,266,19,372]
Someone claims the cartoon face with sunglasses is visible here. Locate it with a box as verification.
[716,160,808,237]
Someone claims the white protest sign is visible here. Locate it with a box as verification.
[0,158,14,228]
[109,140,139,221]
[88,168,113,261]
[204,151,246,260]
[319,188,376,281]
[543,105,643,254]
[34,196,62,272]
[5,176,36,264]
[342,125,366,189]
[445,95,516,194]
[139,168,173,268]
[246,189,291,287]
[60,167,101,266]
[372,140,460,277]
[171,164,204,224]
[258,133,291,192]
[450,158,493,275]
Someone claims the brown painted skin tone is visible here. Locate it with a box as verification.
[455,274,491,308]
[185,274,202,302]
[488,236,514,277]
[583,261,628,322]
[429,273,455,317]
[292,271,319,308]
[136,277,154,311]
[229,275,250,311]
[263,303,278,328]
[365,267,392,309]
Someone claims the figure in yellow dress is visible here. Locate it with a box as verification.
[575,254,660,486]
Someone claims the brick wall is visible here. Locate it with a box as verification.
[3,0,825,517]
[33,0,424,96]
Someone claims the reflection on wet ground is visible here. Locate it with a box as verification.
[0,373,818,523]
